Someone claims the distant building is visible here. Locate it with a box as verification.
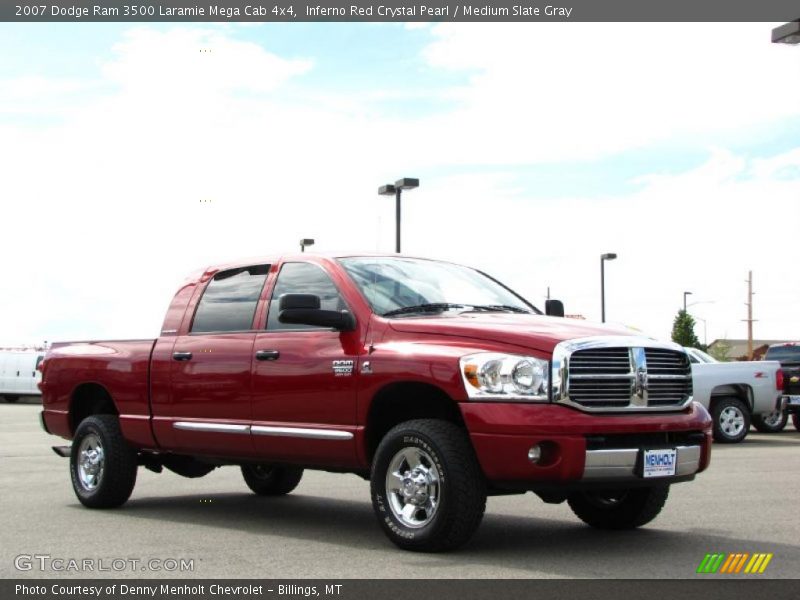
[707,339,794,361]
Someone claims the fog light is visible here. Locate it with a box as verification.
[528,445,542,463]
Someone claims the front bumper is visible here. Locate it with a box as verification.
[780,395,800,413]
[461,401,712,487]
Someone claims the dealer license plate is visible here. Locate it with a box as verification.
[642,448,677,478]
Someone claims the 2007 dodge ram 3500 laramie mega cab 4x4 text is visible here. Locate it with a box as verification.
[40,255,712,552]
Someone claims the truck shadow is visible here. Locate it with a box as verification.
[97,492,799,577]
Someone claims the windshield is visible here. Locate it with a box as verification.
[765,345,800,363]
[338,257,538,317]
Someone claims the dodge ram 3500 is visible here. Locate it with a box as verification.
[40,254,712,552]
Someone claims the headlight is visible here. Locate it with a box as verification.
[460,353,549,402]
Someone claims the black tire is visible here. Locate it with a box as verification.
[752,410,788,433]
[241,464,303,496]
[70,415,138,508]
[793,413,800,432]
[568,485,670,530]
[4,395,19,404]
[711,397,751,443]
[370,419,486,552]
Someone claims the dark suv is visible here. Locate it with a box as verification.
[765,343,800,432]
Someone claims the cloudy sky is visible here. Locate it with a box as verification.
[1,22,798,346]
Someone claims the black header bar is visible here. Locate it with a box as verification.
[3,1,799,23]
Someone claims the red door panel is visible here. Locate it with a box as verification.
[151,333,256,457]
[251,331,361,466]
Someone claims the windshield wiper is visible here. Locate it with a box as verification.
[382,303,467,317]
[466,304,533,314]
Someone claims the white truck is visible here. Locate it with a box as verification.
[0,350,44,403]
[685,347,783,443]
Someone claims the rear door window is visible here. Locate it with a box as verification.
[191,265,269,333]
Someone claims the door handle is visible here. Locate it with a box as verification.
[255,350,280,361]
[172,352,193,361]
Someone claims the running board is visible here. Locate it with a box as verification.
[52,446,70,457]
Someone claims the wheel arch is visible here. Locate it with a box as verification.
[69,382,118,434]
[364,381,465,462]
[709,384,753,413]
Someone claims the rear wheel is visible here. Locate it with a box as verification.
[793,413,800,432]
[70,415,138,508]
[711,397,750,443]
[241,464,303,496]
[4,395,19,404]
[568,486,670,530]
[752,410,788,433]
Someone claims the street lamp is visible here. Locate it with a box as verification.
[772,20,800,44]
[683,291,693,312]
[300,238,314,253]
[600,253,617,323]
[694,316,708,347]
[378,177,419,253]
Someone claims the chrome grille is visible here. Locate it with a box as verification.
[644,348,692,406]
[560,344,692,412]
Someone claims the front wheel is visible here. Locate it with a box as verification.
[370,419,486,552]
[752,410,788,433]
[711,397,750,443]
[568,486,670,530]
[793,413,800,432]
[70,415,138,508]
[241,464,303,496]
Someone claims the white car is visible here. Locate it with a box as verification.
[0,350,44,403]
[685,347,784,443]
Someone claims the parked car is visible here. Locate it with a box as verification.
[0,350,44,403]
[40,254,712,552]
[684,347,783,442]
[764,342,800,432]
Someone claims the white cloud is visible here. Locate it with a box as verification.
[414,23,800,163]
[0,24,798,348]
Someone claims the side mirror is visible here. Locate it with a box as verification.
[279,294,320,311]
[278,294,356,331]
[545,299,565,317]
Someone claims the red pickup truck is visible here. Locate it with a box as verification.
[40,254,712,552]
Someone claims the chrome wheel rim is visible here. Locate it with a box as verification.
[385,447,440,529]
[763,411,784,427]
[77,433,105,491]
[720,406,745,437]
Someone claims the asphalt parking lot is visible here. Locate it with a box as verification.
[1,400,798,579]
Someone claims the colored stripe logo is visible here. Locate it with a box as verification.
[697,553,773,574]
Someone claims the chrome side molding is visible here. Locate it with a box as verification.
[172,421,353,440]
[251,426,353,440]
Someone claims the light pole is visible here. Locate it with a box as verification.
[694,316,708,347]
[683,291,693,312]
[378,177,419,253]
[600,253,617,323]
[300,238,314,253]
[772,20,800,44]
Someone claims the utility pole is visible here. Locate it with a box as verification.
[744,270,755,360]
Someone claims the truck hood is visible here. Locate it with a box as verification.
[388,313,646,354]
